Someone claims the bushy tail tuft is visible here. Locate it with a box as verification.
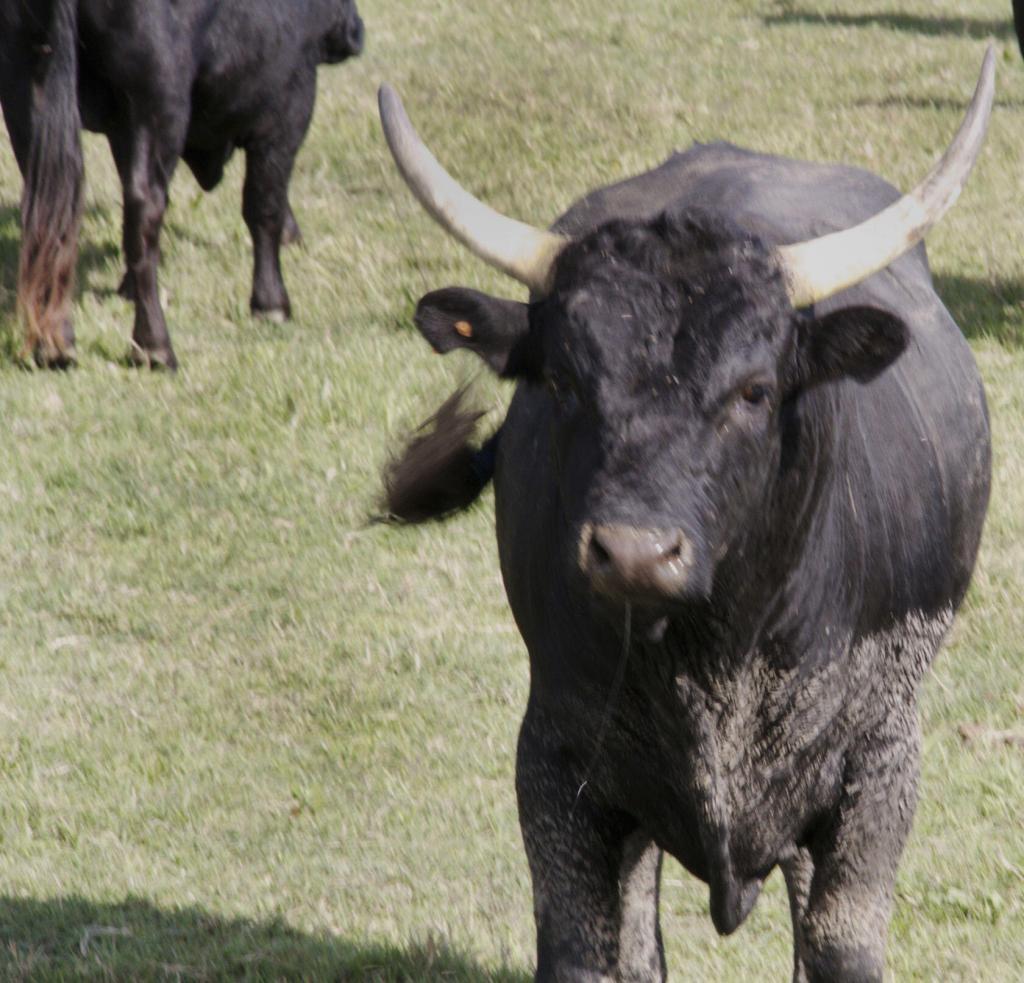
[383,387,499,523]
[18,0,83,365]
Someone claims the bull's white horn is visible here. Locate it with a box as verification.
[778,44,995,309]
[379,84,568,294]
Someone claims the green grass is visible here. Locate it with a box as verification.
[0,0,1022,978]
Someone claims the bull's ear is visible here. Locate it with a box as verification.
[414,287,541,379]
[796,306,909,388]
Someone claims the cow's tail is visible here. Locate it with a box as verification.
[383,386,499,523]
[17,0,83,365]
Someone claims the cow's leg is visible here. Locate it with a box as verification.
[282,202,302,246]
[796,717,920,983]
[109,117,184,369]
[242,143,294,321]
[242,70,315,321]
[116,268,135,301]
[107,133,135,301]
[120,134,230,301]
[516,708,666,982]
[113,177,137,303]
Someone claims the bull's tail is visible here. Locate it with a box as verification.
[17,0,83,365]
[383,387,499,523]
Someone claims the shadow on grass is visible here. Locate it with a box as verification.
[0,894,530,980]
[0,204,120,295]
[851,95,1024,112]
[934,273,1024,350]
[763,6,1014,40]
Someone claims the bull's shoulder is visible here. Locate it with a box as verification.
[551,143,751,236]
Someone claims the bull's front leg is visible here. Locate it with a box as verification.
[517,706,666,983]
[795,715,921,983]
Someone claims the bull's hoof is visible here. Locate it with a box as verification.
[128,343,178,372]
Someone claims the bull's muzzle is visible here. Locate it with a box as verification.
[580,522,694,602]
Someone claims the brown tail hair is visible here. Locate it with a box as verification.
[382,387,499,523]
[17,0,83,364]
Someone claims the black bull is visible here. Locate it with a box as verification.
[384,111,992,980]
[0,0,363,368]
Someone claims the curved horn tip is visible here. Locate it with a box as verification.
[980,42,996,81]
[778,45,996,310]
[970,43,996,122]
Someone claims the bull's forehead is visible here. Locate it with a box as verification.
[546,265,787,399]
[556,278,676,375]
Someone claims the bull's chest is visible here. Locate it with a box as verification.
[593,654,858,882]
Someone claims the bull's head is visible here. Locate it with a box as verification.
[381,50,993,607]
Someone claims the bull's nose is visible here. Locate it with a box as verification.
[580,522,693,600]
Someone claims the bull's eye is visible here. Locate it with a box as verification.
[721,381,773,429]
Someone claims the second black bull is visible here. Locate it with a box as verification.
[0,0,364,368]
[381,49,994,983]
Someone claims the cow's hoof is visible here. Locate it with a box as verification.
[253,307,288,324]
[804,944,882,983]
[128,343,178,372]
[32,342,77,370]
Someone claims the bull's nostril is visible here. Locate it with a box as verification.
[590,536,611,569]
[664,539,682,562]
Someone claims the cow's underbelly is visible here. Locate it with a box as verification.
[184,87,267,149]
[77,60,119,135]
[74,44,287,153]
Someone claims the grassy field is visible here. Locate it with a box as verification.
[0,0,1022,978]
